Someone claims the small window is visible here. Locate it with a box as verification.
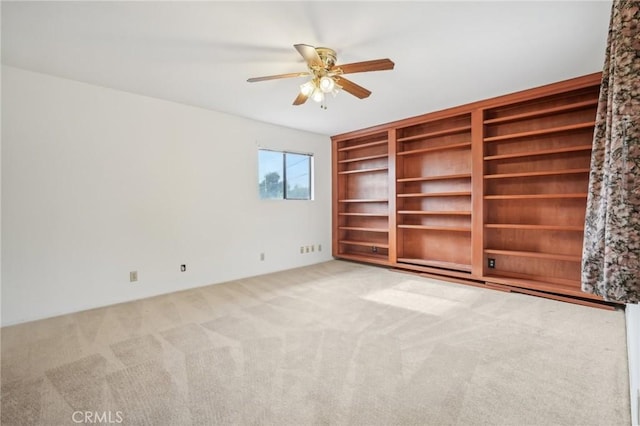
[258,149,312,200]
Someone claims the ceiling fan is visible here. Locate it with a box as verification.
[247,44,394,108]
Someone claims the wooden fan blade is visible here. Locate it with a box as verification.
[334,59,395,75]
[247,72,309,83]
[336,77,371,99]
[293,92,309,106]
[294,44,323,68]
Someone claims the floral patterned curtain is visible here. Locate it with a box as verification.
[582,0,640,303]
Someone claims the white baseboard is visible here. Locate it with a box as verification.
[626,303,640,426]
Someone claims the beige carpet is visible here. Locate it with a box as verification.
[1,260,630,425]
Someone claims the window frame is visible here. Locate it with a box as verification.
[258,148,313,201]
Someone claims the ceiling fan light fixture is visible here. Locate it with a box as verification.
[311,87,325,103]
[300,80,315,96]
[319,76,336,93]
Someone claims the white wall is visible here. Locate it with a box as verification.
[1,66,332,326]
[628,303,640,426]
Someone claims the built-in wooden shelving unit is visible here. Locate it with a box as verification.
[332,130,391,265]
[394,112,473,274]
[481,78,600,297]
[331,72,612,308]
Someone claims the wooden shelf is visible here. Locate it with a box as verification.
[484,145,592,161]
[338,167,388,175]
[339,240,389,249]
[484,168,590,180]
[485,224,584,231]
[335,252,391,265]
[337,140,387,152]
[339,226,388,233]
[397,125,471,142]
[397,258,472,272]
[484,193,587,200]
[484,270,581,289]
[338,153,388,164]
[398,191,471,198]
[484,249,581,262]
[398,225,471,232]
[483,99,598,125]
[483,122,595,143]
[339,212,389,217]
[397,173,471,183]
[339,199,388,203]
[397,142,471,157]
[398,211,471,216]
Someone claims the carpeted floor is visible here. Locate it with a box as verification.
[1,260,630,425]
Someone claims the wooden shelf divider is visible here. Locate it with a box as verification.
[484,248,581,262]
[397,142,471,157]
[338,226,389,233]
[483,99,598,125]
[338,153,388,163]
[484,145,592,161]
[398,225,471,232]
[483,121,595,143]
[484,193,587,200]
[396,125,471,142]
[398,210,471,216]
[484,168,590,180]
[337,140,387,151]
[338,166,388,175]
[399,191,472,198]
[339,240,390,249]
[397,173,471,183]
[484,223,584,231]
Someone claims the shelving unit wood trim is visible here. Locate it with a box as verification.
[337,140,387,151]
[338,167,388,175]
[338,153,388,163]
[397,142,471,157]
[339,240,390,249]
[397,173,471,183]
[483,121,595,143]
[397,258,472,272]
[338,212,389,217]
[398,191,472,198]
[483,99,598,125]
[398,210,471,216]
[338,226,389,233]
[484,193,587,200]
[484,168,590,180]
[396,125,471,142]
[483,273,606,302]
[338,199,389,203]
[484,270,581,289]
[485,224,584,231]
[484,145,592,161]
[484,248,581,262]
[398,224,471,232]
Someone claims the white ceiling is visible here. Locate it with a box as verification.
[2,1,611,136]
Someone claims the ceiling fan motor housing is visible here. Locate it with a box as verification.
[315,47,337,70]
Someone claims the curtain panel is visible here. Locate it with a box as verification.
[582,0,640,303]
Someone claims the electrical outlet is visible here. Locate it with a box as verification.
[488,258,496,269]
[130,271,138,282]
[260,252,265,261]
[305,246,310,253]
[180,264,186,272]
[311,245,315,252]
[300,246,304,254]
[318,244,322,252]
